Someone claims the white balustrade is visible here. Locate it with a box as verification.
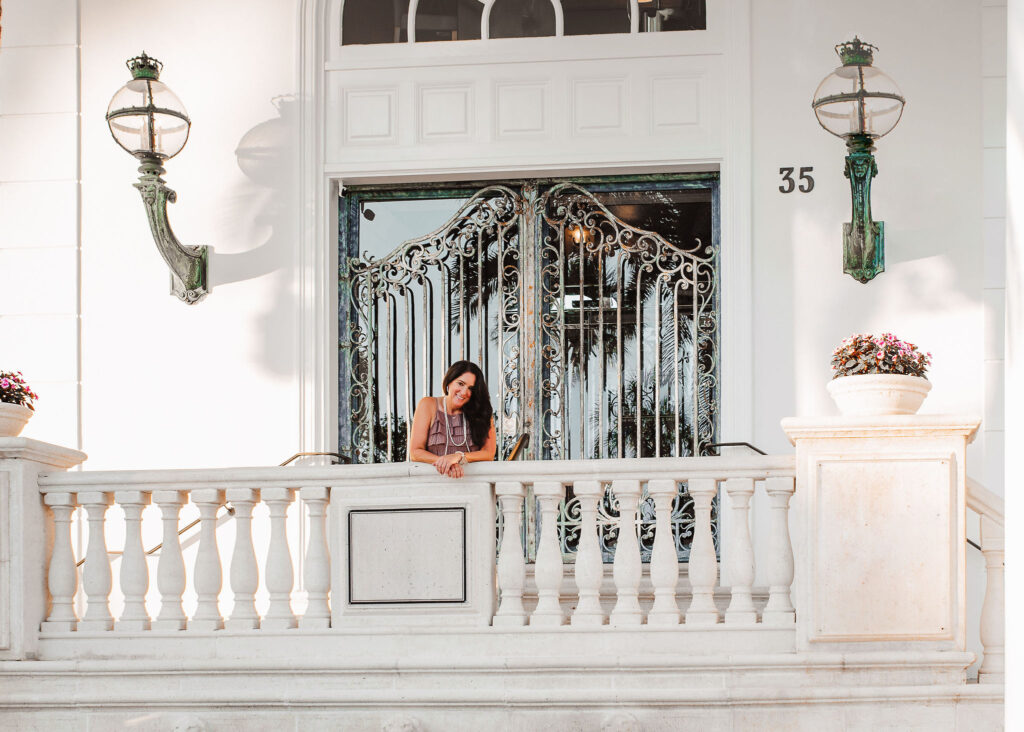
[570,480,605,626]
[646,479,681,626]
[115,490,151,631]
[33,458,808,642]
[493,481,527,627]
[42,493,78,632]
[190,489,225,631]
[724,478,757,625]
[225,488,260,630]
[761,477,795,625]
[152,490,188,631]
[262,487,297,630]
[299,486,331,629]
[530,481,565,627]
[684,478,720,625]
[79,491,114,631]
[978,514,1004,684]
[609,480,643,626]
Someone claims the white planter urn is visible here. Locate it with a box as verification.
[827,374,932,417]
[0,402,34,437]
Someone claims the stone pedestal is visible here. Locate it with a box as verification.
[0,438,87,660]
[781,415,979,653]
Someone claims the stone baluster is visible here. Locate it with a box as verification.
[190,489,225,631]
[42,493,78,631]
[114,490,151,631]
[684,479,719,624]
[299,486,331,629]
[978,515,1004,684]
[530,481,565,626]
[152,490,188,630]
[724,478,757,624]
[609,479,642,626]
[647,479,681,626]
[78,491,114,631]
[226,488,260,629]
[761,477,796,625]
[262,487,297,629]
[493,481,527,627]
[570,480,605,626]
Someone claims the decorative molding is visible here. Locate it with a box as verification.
[494,81,549,138]
[570,78,627,135]
[418,84,474,140]
[650,76,700,132]
[344,88,397,144]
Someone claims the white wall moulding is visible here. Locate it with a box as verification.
[325,56,722,174]
[782,415,980,652]
[331,482,493,626]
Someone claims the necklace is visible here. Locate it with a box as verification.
[441,397,470,450]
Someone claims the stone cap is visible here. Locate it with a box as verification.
[780,414,982,446]
[0,437,88,470]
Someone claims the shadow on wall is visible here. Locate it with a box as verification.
[208,95,300,376]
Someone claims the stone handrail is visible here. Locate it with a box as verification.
[33,455,796,635]
[966,477,1004,685]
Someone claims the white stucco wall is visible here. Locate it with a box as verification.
[0,0,1005,491]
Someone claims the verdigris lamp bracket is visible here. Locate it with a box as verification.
[842,133,883,283]
[812,38,905,284]
[106,52,209,304]
[135,156,209,303]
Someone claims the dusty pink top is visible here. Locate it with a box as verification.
[426,398,478,456]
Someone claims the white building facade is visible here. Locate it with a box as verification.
[0,0,1013,729]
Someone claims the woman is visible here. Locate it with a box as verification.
[409,360,497,478]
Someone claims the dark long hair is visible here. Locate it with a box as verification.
[442,360,493,448]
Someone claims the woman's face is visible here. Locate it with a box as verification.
[447,371,477,410]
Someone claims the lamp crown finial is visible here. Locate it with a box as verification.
[127,52,163,80]
[835,37,877,66]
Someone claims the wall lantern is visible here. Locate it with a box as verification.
[106,52,208,303]
[812,37,905,283]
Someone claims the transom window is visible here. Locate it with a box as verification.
[341,0,707,45]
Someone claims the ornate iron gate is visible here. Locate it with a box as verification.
[340,177,720,560]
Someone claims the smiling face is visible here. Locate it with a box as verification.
[446,371,476,412]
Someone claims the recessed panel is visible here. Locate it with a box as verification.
[571,79,626,135]
[651,77,700,130]
[813,458,954,640]
[495,83,547,137]
[344,89,396,143]
[420,85,472,139]
[348,507,466,603]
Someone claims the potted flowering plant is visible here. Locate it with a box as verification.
[827,333,933,416]
[0,370,39,437]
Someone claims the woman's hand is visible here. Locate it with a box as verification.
[432,452,464,477]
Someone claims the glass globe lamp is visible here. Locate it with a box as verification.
[106,53,191,161]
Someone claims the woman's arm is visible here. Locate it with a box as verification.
[464,419,497,463]
[408,397,440,464]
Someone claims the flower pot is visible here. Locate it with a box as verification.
[827,374,932,417]
[0,402,34,437]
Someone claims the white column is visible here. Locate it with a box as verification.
[724,478,757,624]
[42,494,78,632]
[299,486,331,629]
[262,487,296,630]
[684,478,719,625]
[529,481,565,627]
[226,488,261,630]
[761,477,795,626]
[114,490,151,631]
[78,491,114,631]
[493,481,527,627]
[978,515,1005,684]
[152,490,188,631]
[190,489,225,631]
[570,480,605,626]
[609,479,642,626]
[647,479,681,626]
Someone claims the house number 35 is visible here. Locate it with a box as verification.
[779,167,814,193]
